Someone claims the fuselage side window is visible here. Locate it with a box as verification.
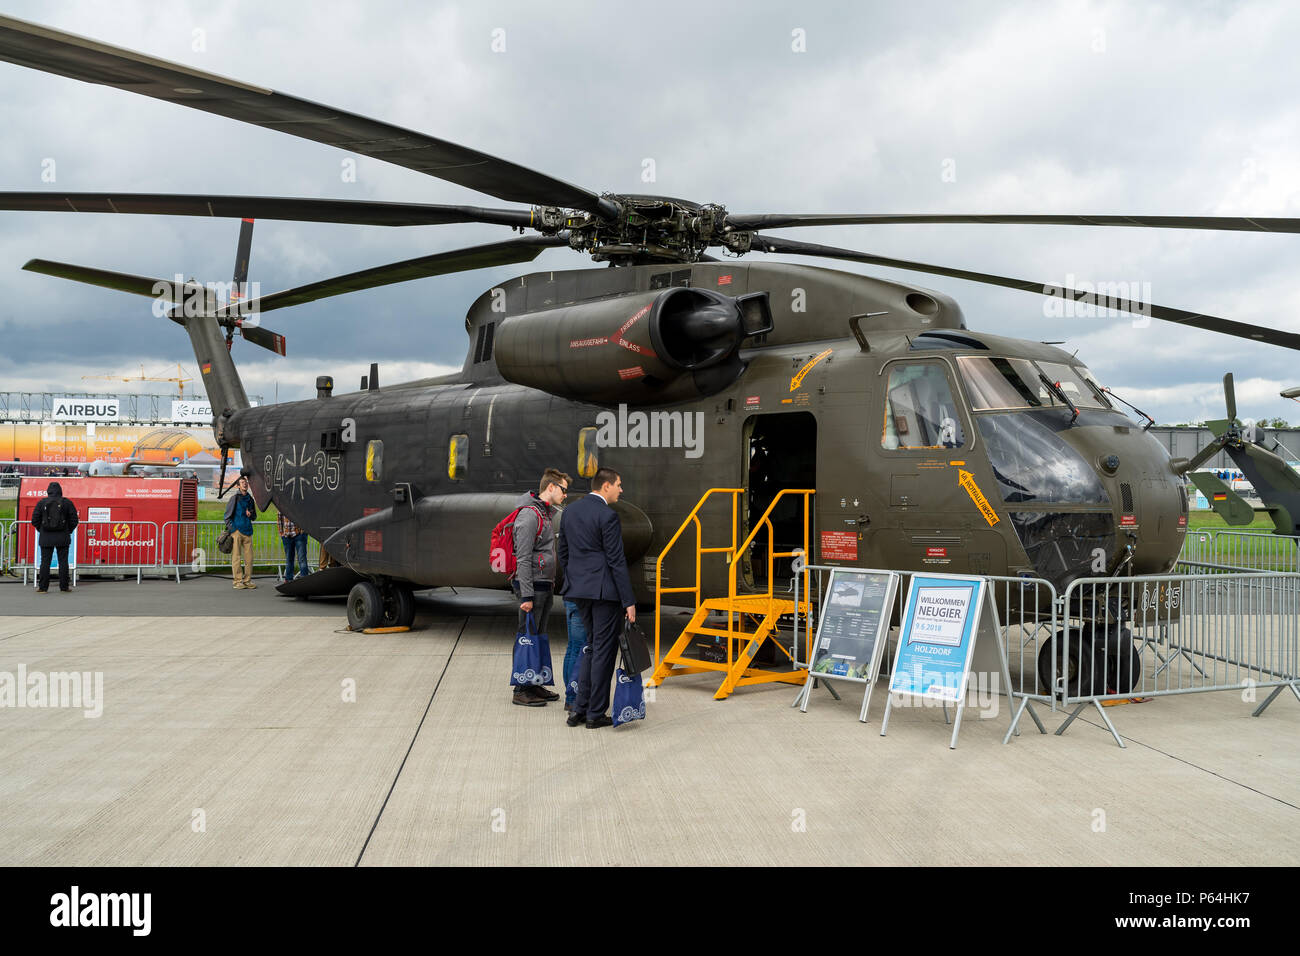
[448,433,468,480]
[882,363,965,450]
[365,440,384,482]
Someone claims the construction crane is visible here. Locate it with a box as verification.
[81,363,194,398]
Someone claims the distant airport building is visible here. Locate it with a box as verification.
[1149,425,1300,470]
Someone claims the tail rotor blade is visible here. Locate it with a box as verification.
[1223,372,1238,422]
[1177,440,1224,475]
[237,322,286,356]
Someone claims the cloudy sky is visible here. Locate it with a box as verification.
[1,0,1298,423]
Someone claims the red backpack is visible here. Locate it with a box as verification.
[489,504,543,576]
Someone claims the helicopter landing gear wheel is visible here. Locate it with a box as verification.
[347,581,383,630]
[1093,623,1142,695]
[1038,622,1143,698]
[1036,629,1098,699]
[381,584,415,628]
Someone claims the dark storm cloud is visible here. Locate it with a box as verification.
[1,0,1299,419]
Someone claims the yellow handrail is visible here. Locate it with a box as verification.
[726,488,816,652]
[654,488,744,668]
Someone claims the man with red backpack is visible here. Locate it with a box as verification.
[500,468,571,707]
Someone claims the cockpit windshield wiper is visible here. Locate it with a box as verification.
[1039,373,1079,425]
[1097,384,1155,431]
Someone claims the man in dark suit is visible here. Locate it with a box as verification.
[558,467,637,729]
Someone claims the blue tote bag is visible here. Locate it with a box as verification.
[511,612,555,687]
[612,668,646,726]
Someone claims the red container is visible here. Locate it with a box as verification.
[17,476,198,567]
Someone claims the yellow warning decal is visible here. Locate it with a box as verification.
[949,460,965,466]
[958,469,999,527]
[789,348,833,392]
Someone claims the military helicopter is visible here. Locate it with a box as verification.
[4,15,1300,688]
[1186,375,1300,536]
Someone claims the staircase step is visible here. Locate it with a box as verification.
[686,625,764,639]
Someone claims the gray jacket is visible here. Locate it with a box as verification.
[512,491,557,600]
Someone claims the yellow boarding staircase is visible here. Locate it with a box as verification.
[647,488,815,700]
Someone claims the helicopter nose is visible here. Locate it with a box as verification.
[1096,451,1188,574]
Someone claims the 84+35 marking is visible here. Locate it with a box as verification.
[265,445,341,500]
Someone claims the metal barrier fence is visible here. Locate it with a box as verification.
[1180,529,1300,573]
[983,575,1058,741]
[158,521,321,581]
[3,519,319,584]
[76,520,161,583]
[9,520,161,585]
[1052,571,1300,747]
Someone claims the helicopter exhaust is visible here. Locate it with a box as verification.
[493,286,773,404]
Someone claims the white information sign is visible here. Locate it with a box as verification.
[52,399,119,422]
[881,572,1015,749]
[171,400,213,423]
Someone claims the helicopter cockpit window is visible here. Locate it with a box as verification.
[1036,362,1110,409]
[977,413,1110,504]
[959,357,1112,411]
[957,356,1043,410]
[881,364,965,450]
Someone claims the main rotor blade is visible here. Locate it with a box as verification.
[752,235,1300,352]
[22,258,199,302]
[0,15,616,217]
[217,235,568,317]
[0,192,535,228]
[728,212,1300,233]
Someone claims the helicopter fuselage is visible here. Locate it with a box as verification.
[223,259,1188,601]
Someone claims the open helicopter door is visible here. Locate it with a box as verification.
[742,411,817,589]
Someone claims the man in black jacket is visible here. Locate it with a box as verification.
[558,467,637,729]
[31,481,78,593]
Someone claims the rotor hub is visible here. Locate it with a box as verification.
[536,194,743,265]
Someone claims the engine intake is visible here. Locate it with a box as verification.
[494,287,772,404]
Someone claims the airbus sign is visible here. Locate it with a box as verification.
[52,399,119,421]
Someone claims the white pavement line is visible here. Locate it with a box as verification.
[353,616,469,867]
[0,617,82,643]
[1071,712,1300,811]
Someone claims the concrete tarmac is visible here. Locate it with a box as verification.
[1,575,1297,866]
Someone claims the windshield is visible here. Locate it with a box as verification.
[1037,362,1109,409]
[976,413,1111,504]
[958,356,1111,411]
